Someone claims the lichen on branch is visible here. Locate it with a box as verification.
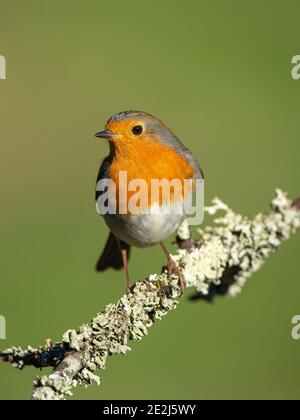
[1,189,299,400]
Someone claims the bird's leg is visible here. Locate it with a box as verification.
[118,242,131,291]
[160,242,186,291]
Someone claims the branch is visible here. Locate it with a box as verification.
[1,189,299,400]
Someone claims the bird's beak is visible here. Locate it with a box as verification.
[95,129,117,139]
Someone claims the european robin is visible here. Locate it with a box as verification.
[95,111,203,290]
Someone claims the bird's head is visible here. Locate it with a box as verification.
[95,111,177,154]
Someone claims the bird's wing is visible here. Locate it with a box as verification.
[154,124,204,180]
[95,155,112,202]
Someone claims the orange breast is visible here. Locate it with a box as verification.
[108,139,195,212]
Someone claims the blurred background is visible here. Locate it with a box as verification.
[0,0,300,400]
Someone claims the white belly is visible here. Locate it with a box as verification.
[103,203,185,247]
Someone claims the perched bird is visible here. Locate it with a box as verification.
[95,111,203,290]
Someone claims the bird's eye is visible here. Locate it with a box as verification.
[132,125,143,135]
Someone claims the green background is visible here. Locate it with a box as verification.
[1,0,300,400]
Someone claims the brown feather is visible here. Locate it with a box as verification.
[96,232,130,272]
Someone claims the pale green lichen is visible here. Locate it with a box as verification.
[177,219,191,240]
[1,189,299,400]
[30,276,181,400]
[173,189,300,298]
[33,373,76,401]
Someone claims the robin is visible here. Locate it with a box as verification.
[95,111,203,290]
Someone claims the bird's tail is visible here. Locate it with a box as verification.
[96,232,131,271]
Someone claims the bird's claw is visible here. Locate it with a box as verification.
[167,258,186,292]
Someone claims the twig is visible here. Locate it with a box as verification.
[1,189,299,400]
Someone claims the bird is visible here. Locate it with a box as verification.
[94,111,203,291]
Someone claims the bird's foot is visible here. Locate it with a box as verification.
[125,282,133,294]
[166,257,186,292]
